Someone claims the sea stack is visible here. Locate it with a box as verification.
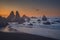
[7,11,15,22]
[42,15,47,21]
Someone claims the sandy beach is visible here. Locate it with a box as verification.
[0,31,57,40]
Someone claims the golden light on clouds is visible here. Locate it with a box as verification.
[0,0,60,17]
[0,6,60,18]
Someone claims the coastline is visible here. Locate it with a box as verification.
[0,31,57,40]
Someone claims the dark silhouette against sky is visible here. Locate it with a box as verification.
[0,0,60,17]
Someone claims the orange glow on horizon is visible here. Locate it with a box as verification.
[0,7,60,18]
[0,0,60,18]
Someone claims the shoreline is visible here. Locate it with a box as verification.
[0,31,57,40]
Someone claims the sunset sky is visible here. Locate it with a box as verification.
[0,0,60,17]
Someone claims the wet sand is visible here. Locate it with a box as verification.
[0,31,57,40]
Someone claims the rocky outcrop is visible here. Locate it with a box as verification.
[0,16,8,28]
[7,11,25,24]
[22,15,30,22]
[43,21,51,25]
[15,11,25,24]
[42,15,47,21]
[7,11,15,22]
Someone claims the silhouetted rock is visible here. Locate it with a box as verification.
[51,22,56,24]
[37,19,41,23]
[7,11,25,24]
[43,21,51,25]
[42,15,47,21]
[18,18,25,24]
[0,16,8,28]
[32,22,36,23]
[7,11,15,22]
[15,11,25,24]
[15,11,20,22]
[54,20,60,23]
[22,15,30,22]
[28,23,33,26]
[15,11,20,19]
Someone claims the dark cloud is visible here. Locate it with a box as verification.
[0,0,60,9]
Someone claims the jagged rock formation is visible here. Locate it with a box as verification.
[22,15,30,22]
[15,11,25,24]
[7,11,25,24]
[0,16,8,28]
[42,15,47,21]
[16,11,20,18]
[37,19,41,23]
[43,21,51,25]
[7,11,15,22]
